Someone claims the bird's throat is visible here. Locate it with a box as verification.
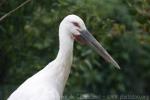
[53,32,74,96]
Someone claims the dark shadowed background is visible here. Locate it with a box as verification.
[0,0,150,99]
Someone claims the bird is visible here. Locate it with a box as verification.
[8,14,120,100]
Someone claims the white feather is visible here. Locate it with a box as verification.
[8,14,84,100]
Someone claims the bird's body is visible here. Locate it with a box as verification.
[8,60,71,100]
[8,15,120,100]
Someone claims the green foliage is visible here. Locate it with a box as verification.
[0,0,150,99]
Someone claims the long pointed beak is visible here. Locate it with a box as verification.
[80,30,120,69]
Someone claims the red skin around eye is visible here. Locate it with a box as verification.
[72,22,80,28]
[73,34,86,44]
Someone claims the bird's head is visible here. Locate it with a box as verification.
[60,14,120,69]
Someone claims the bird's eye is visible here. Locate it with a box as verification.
[72,22,80,28]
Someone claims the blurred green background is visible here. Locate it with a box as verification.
[0,0,150,99]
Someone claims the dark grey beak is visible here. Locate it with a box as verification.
[80,30,120,69]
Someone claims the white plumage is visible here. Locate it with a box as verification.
[8,15,120,100]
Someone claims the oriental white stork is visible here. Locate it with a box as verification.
[8,14,120,100]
